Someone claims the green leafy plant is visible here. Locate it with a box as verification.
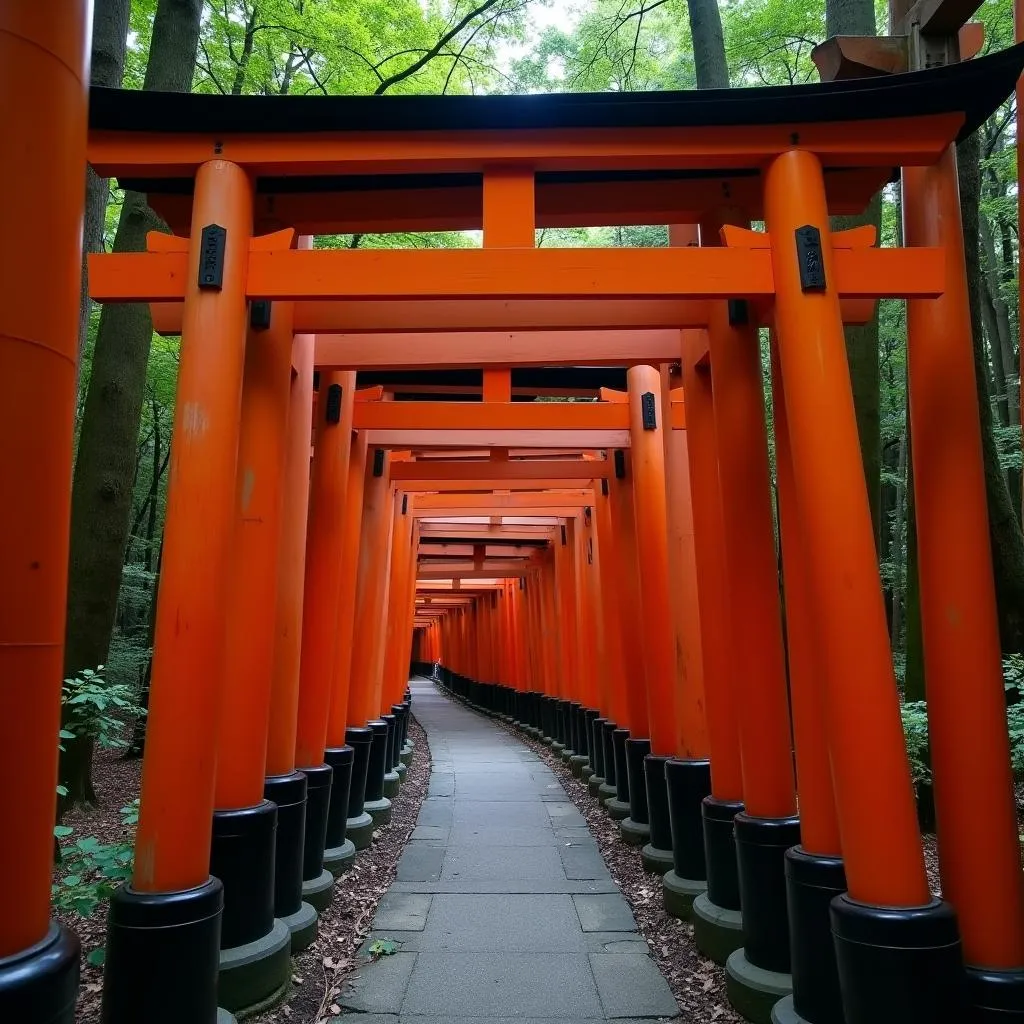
[900,701,932,786]
[62,665,145,751]
[368,939,398,957]
[51,808,137,921]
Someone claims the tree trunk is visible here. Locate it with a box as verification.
[61,0,203,806]
[903,414,926,700]
[78,0,131,380]
[980,211,1020,426]
[127,535,164,758]
[685,0,729,88]
[958,129,1024,654]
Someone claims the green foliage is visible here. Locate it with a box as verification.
[900,701,931,786]
[62,666,146,752]
[368,938,399,956]
[51,821,136,920]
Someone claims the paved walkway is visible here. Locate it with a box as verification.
[341,679,679,1024]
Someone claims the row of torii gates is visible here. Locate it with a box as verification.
[4,3,1024,1024]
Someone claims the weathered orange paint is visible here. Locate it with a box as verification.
[133,161,254,893]
[0,0,91,956]
[904,147,1024,966]
[216,298,295,809]
[764,147,927,906]
[266,325,316,777]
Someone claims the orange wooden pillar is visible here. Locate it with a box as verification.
[658,236,716,911]
[324,430,374,851]
[264,325,317,944]
[679,328,745,938]
[701,215,800,991]
[620,369,677,848]
[0,2,90,1016]
[764,147,959,1023]
[210,296,295,999]
[604,451,650,823]
[103,159,253,1021]
[553,516,581,757]
[769,335,846,1020]
[904,148,1024,1007]
[347,449,395,825]
[590,471,629,799]
[293,369,355,901]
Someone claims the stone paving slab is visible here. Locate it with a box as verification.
[573,894,638,932]
[589,954,679,1019]
[397,844,447,883]
[373,892,433,931]
[348,681,679,1024]
[401,952,604,1017]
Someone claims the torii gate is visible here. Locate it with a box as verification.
[3,8,1024,1023]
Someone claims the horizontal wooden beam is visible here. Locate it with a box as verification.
[91,245,945,306]
[88,114,960,180]
[354,401,629,432]
[391,459,609,482]
[366,428,630,449]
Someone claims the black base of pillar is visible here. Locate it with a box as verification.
[703,796,744,912]
[300,764,333,883]
[323,746,355,875]
[263,774,305,918]
[831,895,965,1024]
[0,921,79,1024]
[621,737,652,842]
[345,727,373,819]
[612,728,631,803]
[210,801,276,949]
[591,717,608,781]
[365,721,389,803]
[102,877,223,1023]
[666,758,711,882]
[641,754,673,873]
[381,714,397,775]
[391,705,407,770]
[784,846,846,1024]
[735,812,801,974]
[602,722,618,788]
[966,966,1024,1022]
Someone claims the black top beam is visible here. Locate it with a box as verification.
[91,44,1024,144]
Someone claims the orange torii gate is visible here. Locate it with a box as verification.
[3,12,1024,1023]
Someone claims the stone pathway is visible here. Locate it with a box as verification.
[341,679,680,1024]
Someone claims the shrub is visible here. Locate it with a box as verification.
[62,665,145,750]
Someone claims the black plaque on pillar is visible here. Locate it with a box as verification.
[373,448,385,477]
[727,299,749,326]
[795,225,826,292]
[325,383,343,424]
[198,224,227,290]
[250,299,272,330]
[614,449,626,478]
[641,392,657,430]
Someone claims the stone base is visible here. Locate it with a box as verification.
[598,781,617,801]
[542,735,554,746]
[347,811,375,851]
[662,870,706,920]
[604,796,631,821]
[218,1010,238,1024]
[570,754,589,777]
[400,744,414,767]
[552,741,565,754]
[383,770,401,798]
[640,842,674,876]
[770,995,811,1024]
[365,796,393,827]
[323,838,356,878]
[619,816,651,846]
[396,762,408,782]
[218,918,291,1014]
[693,892,744,965]
[580,765,595,782]
[588,775,606,798]
[301,868,334,912]
[726,948,793,1024]
[279,901,318,952]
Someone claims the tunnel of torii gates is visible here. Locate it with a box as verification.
[5,6,1024,1024]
